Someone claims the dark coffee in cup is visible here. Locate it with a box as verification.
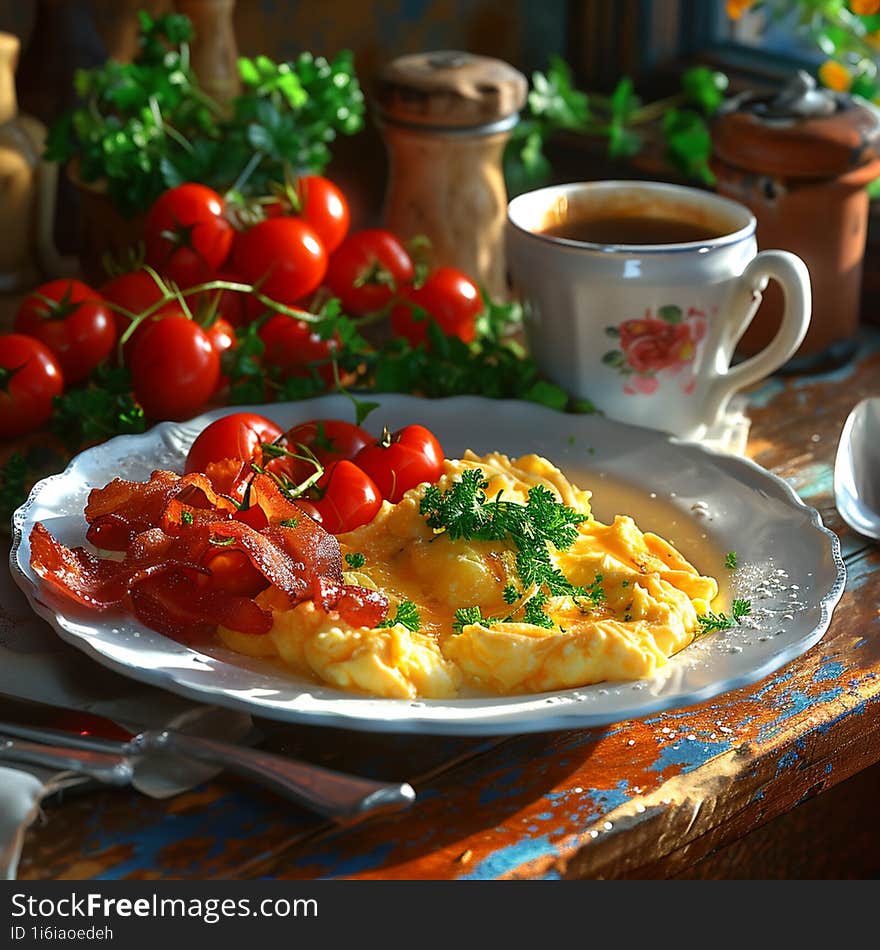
[541,215,723,246]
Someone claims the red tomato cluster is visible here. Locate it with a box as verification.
[2,173,485,439]
[184,411,444,534]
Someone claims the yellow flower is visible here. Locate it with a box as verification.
[726,0,755,19]
[850,0,880,16]
[818,60,853,92]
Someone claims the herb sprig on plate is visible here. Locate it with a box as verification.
[697,598,752,634]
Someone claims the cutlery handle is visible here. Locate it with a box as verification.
[0,736,133,786]
[146,731,416,823]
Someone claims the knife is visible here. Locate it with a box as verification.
[0,719,416,824]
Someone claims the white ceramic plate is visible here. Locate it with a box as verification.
[10,395,846,735]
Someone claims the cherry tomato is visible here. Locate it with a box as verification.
[202,549,269,598]
[277,418,373,485]
[306,459,382,534]
[391,267,481,346]
[100,269,179,361]
[325,229,414,316]
[259,313,336,385]
[296,175,351,253]
[14,279,115,384]
[144,183,234,280]
[184,411,283,475]
[0,333,64,438]
[161,249,216,290]
[129,314,220,421]
[353,424,444,503]
[204,316,236,392]
[232,217,327,304]
[263,176,350,254]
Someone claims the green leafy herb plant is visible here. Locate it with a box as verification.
[504,58,729,196]
[46,10,365,218]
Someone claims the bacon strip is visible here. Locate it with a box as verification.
[129,571,271,642]
[30,522,133,608]
[30,467,389,643]
[313,576,390,628]
[85,470,236,550]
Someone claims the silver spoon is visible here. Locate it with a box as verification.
[833,396,880,541]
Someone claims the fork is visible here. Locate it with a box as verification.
[0,721,415,824]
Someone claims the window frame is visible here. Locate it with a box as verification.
[565,0,822,92]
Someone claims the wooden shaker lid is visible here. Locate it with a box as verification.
[373,50,528,130]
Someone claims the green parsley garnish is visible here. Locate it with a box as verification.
[345,552,366,569]
[377,600,421,633]
[522,591,555,629]
[181,510,194,526]
[502,584,520,605]
[420,469,587,597]
[452,606,489,634]
[280,517,299,528]
[421,469,595,634]
[578,573,605,608]
[697,598,751,634]
[724,551,738,570]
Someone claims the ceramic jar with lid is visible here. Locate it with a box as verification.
[373,50,527,299]
[711,71,880,369]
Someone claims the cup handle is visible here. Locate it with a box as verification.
[705,249,811,426]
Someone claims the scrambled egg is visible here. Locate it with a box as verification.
[219,451,719,699]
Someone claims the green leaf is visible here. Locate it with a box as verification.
[571,398,597,414]
[377,600,421,632]
[44,14,365,216]
[452,605,486,634]
[523,379,568,411]
[658,305,683,324]
[238,57,261,86]
[50,365,146,450]
[681,66,728,115]
[608,120,642,159]
[602,350,625,367]
[662,108,715,186]
[610,76,639,123]
[0,452,28,526]
[348,393,379,426]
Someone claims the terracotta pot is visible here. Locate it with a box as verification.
[67,161,146,286]
[711,72,880,370]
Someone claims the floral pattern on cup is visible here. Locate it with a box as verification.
[602,305,708,395]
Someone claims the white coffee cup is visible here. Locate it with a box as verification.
[506,180,811,440]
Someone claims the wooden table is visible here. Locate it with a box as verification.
[4,327,880,881]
